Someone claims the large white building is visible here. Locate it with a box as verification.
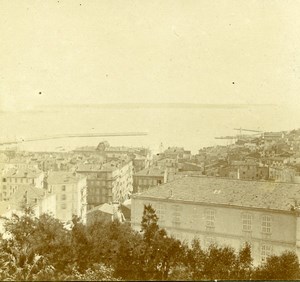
[44,172,87,223]
[131,176,300,265]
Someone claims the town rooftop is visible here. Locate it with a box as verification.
[133,176,300,212]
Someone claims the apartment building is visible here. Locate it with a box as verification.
[131,176,300,265]
[0,184,45,219]
[155,157,178,174]
[163,147,192,160]
[76,160,133,210]
[45,171,87,223]
[0,168,44,201]
[227,160,269,180]
[132,153,151,173]
[133,166,167,193]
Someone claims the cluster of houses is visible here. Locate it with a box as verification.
[2,128,300,264]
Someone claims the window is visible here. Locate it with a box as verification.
[261,244,272,263]
[205,209,215,229]
[172,205,182,228]
[172,215,181,227]
[242,213,252,232]
[262,215,272,234]
[61,194,66,200]
[61,203,66,209]
[156,203,166,225]
[191,206,200,226]
[62,185,66,192]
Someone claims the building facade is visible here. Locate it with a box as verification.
[0,168,44,201]
[46,171,87,223]
[133,166,167,193]
[131,176,300,265]
[76,160,133,210]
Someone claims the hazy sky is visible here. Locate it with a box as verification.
[1,0,300,111]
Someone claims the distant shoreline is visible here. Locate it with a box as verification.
[36,103,276,110]
[0,103,279,113]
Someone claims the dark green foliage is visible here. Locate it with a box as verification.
[253,251,300,280]
[0,210,55,280]
[235,242,253,280]
[137,204,186,280]
[202,244,237,279]
[0,205,299,281]
[140,204,159,243]
[184,238,206,280]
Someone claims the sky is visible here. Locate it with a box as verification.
[1,0,300,111]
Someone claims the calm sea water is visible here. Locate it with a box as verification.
[0,104,298,154]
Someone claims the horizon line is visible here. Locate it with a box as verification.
[37,102,277,110]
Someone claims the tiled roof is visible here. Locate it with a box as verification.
[135,166,165,177]
[231,160,257,166]
[87,203,114,215]
[164,147,184,153]
[5,185,45,212]
[11,185,44,203]
[76,160,131,173]
[76,164,102,172]
[101,160,131,171]
[47,171,83,184]
[5,168,43,178]
[133,176,300,212]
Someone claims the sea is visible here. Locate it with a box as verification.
[0,104,299,155]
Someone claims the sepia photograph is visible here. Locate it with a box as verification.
[1,0,300,280]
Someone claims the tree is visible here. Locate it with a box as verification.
[140,204,159,243]
[88,217,142,280]
[62,263,121,281]
[234,242,253,279]
[202,244,237,280]
[253,251,300,280]
[138,204,185,280]
[0,210,55,281]
[184,238,206,280]
[27,213,74,277]
[70,215,93,272]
